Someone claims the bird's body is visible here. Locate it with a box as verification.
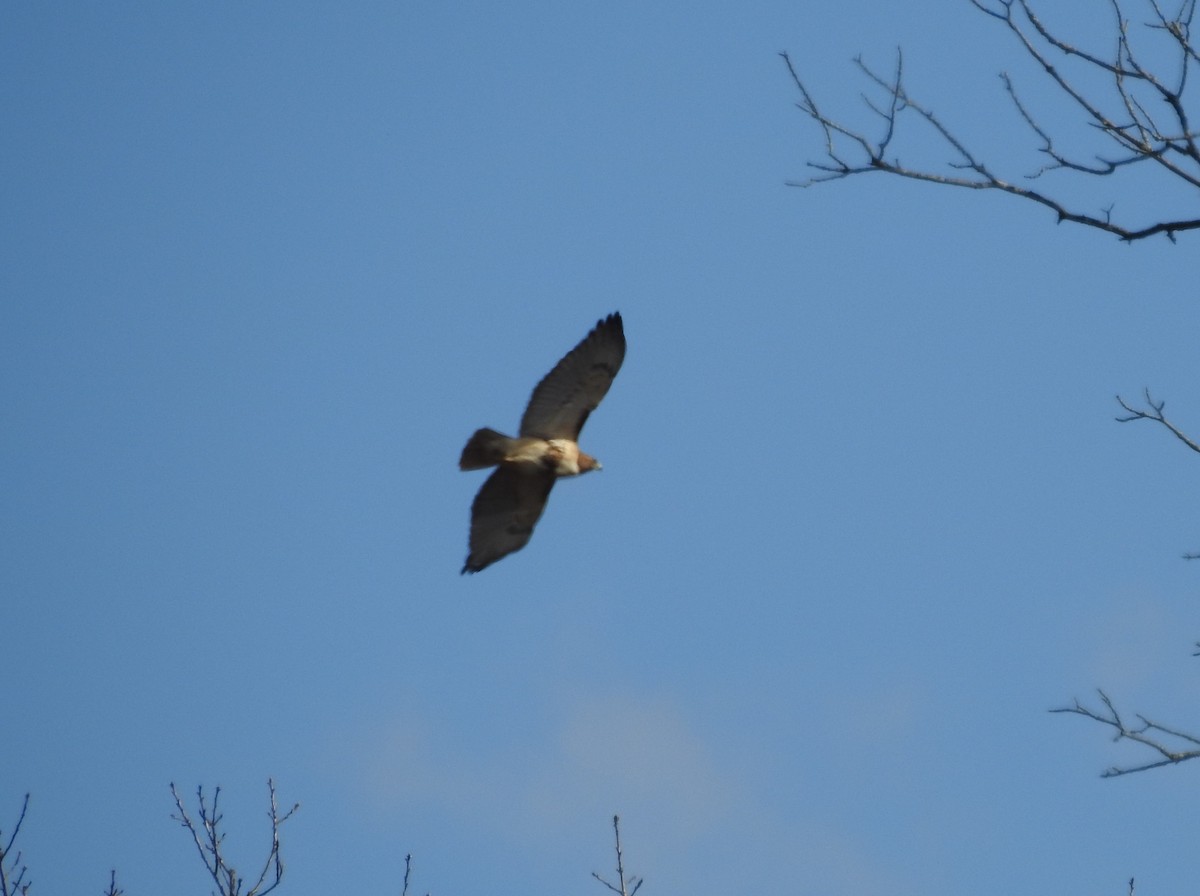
[459,313,625,574]
[459,430,599,477]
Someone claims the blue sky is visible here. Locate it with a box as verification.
[4,1,1199,894]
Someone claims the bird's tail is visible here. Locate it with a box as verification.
[459,428,515,470]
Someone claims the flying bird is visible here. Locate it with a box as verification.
[459,312,626,574]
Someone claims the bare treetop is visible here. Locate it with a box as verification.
[784,0,1200,241]
[170,780,299,896]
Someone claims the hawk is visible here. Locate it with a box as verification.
[459,312,626,574]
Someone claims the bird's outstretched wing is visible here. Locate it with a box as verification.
[462,464,556,574]
[519,313,626,440]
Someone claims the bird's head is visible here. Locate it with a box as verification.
[577,452,602,474]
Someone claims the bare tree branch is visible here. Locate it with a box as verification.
[103,869,124,896]
[1116,389,1200,557]
[0,794,31,896]
[401,853,413,896]
[171,780,299,896]
[1051,690,1200,776]
[1051,391,1200,775]
[783,0,1200,241]
[1115,388,1200,453]
[591,815,643,896]
[399,852,430,896]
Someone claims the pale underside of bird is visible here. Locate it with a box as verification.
[459,312,626,574]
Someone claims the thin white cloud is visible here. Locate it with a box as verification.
[346,687,919,895]
[525,692,732,835]
[358,691,729,835]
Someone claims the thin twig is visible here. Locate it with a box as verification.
[591,815,643,896]
[170,781,299,896]
[1115,389,1200,557]
[783,0,1200,242]
[1115,389,1200,453]
[1051,690,1200,776]
[0,794,32,896]
[103,869,125,896]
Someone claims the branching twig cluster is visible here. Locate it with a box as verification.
[1049,390,1200,778]
[170,779,299,896]
[1052,690,1200,776]
[1115,389,1200,557]
[103,868,124,896]
[783,0,1200,241]
[591,815,643,896]
[1116,388,1200,455]
[0,795,31,896]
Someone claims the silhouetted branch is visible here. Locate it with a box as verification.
[1116,389,1200,454]
[1051,690,1200,776]
[591,815,643,896]
[0,794,31,896]
[401,853,413,896]
[1116,389,1200,557]
[103,869,124,896]
[783,0,1200,241]
[171,780,299,896]
[399,852,431,896]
